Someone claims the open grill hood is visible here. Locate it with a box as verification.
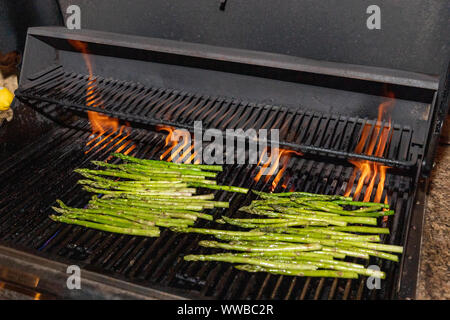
[0,27,447,300]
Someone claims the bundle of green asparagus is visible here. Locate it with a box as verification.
[50,153,248,237]
[179,191,403,279]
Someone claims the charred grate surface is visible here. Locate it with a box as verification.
[0,121,413,300]
[15,66,419,169]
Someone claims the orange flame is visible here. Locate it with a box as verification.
[281,174,295,192]
[68,40,135,155]
[254,147,302,192]
[157,126,196,163]
[157,125,302,183]
[345,91,395,203]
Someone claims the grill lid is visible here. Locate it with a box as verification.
[56,0,450,75]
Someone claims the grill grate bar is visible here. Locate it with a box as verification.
[0,122,412,299]
[16,66,418,169]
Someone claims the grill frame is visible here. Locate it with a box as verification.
[0,26,447,299]
[0,244,188,299]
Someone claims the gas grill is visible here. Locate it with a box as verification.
[0,25,448,300]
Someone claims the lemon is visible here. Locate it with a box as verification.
[0,87,14,111]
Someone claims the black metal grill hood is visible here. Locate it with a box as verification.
[56,0,450,75]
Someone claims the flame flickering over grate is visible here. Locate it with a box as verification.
[156,124,304,192]
[68,40,135,156]
[254,147,302,192]
[344,91,395,205]
[157,125,200,164]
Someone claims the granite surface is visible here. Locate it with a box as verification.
[0,287,33,300]
[0,72,17,93]
[416,140,450,300]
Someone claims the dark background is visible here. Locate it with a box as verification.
[0,0,449,76]
[0,0,62,54]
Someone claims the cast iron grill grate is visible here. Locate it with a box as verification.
[0,118,413,299]
[15,65,419,169]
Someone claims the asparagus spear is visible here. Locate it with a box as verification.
[91,197,204,211]
[188,182,249,194]
[268,205,340,217]
[198,240,322,252]
[91,160,218,177]
[340,247,399,262]
[234,265,359,279]
[63,212,155,227]
[91,195,228,209]
[254,227,381,242]
[252,190,351,200]
[78,179,189,191]
[232,251,337,260]
[247,254,373,274]
[171,227,265,237]
[83,185,196,196]
[285,259,386,278]
[320,246,370,259]
[309,226,390,234]
[246,209,348,226]
[218,216,312,229]
[184,254,318,271]
[332,200,390,209]
[75,168,181,180]
[263,208,378,226]
[102,193,216,201]
[50,215,160,237]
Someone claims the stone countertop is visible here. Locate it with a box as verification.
[416,141,450,300]
[0,287,33,300]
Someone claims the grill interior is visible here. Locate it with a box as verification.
[1,27,441,299]
[0,116,413,300]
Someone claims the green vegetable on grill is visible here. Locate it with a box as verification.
[50,153,247,236]
[49,153,404,281]
[180,190,403,279]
